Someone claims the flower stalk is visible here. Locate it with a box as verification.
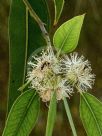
[63,97,77,136]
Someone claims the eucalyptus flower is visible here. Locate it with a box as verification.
[26,47,73,102]
[26,47,95,101]
[27,46,58,86]
[60,52,95,92]
[27,47,57,76]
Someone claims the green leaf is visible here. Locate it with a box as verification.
[80,93,102,136]
[53,0,64,25]
[3,90,40,136]
[8,0,50,112]
[45,92,57,136]
[53,14,85,54]
[8,0,27,112]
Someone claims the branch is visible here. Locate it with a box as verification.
[23,0,51,47]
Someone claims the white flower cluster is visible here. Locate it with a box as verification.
[27,47,95,102]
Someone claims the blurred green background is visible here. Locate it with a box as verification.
[0,0,102,135]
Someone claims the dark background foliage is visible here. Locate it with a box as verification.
[0,0,102,135]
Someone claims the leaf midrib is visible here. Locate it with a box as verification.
[15,92,36,136]
[57,20,78,54]
[82,94,102,136]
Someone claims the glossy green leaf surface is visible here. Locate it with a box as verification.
[45,92,57,136]
[8,0,27,112]
[53,14,85,54]
[3,90,40,136]
[54,0,64,25]
[8,0,50,112]
[80,93,102,136]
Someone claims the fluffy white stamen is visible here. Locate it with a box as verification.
[26,49,95,102]
[56,79,74,100]
[27,47,73,102]
[60,52,95,92]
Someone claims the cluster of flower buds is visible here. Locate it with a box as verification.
[27,46,95,102]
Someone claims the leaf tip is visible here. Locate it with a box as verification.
[80,13,86,20]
